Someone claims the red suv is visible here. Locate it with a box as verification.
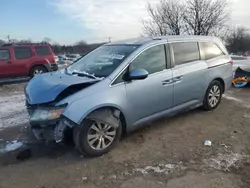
[0,43,58,78]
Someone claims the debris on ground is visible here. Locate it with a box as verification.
[232,77,248,88]
[234,67,250,80]
[0,140,24,153]
[204,153,244,171]
[204,140,212,146]
[81,177,87,181]
[221,144,228,149]
[135,163,180,175]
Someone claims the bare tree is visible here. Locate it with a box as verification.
[42,37,52,44]
[183,0,230,35]
[0,39,5,46]
[143,0,184,36]
[19,38,32,43]
[161,0,184,35]
[143,0,230,37]
[142,3,166,36]
[225,27,250,53]
[10,39,19,43]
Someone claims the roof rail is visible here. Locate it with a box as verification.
[152,37,162,40]
[2,42,50,46]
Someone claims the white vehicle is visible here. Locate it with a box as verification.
[54,55,59,63]
[66,54,81,62]
[231,55,250,72]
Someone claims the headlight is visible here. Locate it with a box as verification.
[30,106,66,121]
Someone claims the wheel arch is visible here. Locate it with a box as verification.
[63,103,128,134]
[213,77,225,93]
[29,64,49,76]
[86,106,127,134]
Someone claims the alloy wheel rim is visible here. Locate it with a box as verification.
[87,121,116,150]
[208,85,221,107]
[34,69,44,75]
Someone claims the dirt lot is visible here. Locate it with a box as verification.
[0,83,250,188]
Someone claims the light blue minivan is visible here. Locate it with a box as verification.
[25,36,232,157]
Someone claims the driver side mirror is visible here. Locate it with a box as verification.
[128,69,149,80]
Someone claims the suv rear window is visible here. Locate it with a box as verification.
[14,47,32,59]
[172,42,200,65]
[200,42,224,60]
[35,46,50,56]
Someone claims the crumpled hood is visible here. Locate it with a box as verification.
[25,72,98,105]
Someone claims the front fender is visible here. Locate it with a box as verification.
[62,85,127,126]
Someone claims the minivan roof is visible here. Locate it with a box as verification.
[106,35,219,46]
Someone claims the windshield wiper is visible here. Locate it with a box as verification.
[72,71,97,79]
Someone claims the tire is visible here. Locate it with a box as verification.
[202,80,223,110]
[74,119,122,157]
[30,66,47,78]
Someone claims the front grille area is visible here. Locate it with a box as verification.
[25,100,37,116]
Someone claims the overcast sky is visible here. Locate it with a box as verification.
[53,0,250,42]
[1,0,250,44]
[231,0,250,27]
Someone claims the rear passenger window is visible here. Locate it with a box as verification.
[14,47,32,59]
[35,46,50,56]
[0,49,10,60]
[200,42,224,60]
[172,42,200,65]
[130,45,166,74]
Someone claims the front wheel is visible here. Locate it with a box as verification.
[202,80,223,110]
[74,119,122,157]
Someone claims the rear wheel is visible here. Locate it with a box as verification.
[74,119,122,157]
[30,66,47,78]
[202,80,223,110]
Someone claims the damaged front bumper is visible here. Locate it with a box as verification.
[31,118,75,143]
[27,103,76,143]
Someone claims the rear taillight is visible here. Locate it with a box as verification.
[228,60,233,65]
[51,55,56,63]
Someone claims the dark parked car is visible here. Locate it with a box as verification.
[0,43,58,78]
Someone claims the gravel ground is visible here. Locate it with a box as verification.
[0,83,250,188]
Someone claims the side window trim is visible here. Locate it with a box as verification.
[169,43,175,68]
[164,43,171,69]
[111,43,169,86]
[198,42,205,60]
[0,49,11,60]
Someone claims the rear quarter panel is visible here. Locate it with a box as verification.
[207,55,233,91]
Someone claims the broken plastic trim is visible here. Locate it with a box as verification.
[54,120,68,143]
[86,109,120,128]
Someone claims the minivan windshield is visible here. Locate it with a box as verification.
[66,45,138,78]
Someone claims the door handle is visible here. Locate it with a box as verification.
[173,76,183,82]
[162,79,173,85]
